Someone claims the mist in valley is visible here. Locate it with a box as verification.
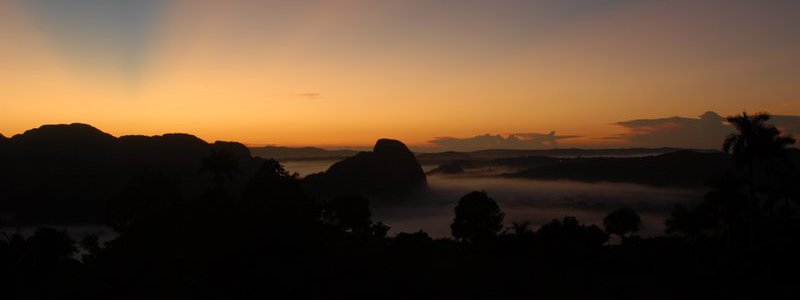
[282,160,706,238]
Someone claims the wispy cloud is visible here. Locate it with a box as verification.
[297,92,321,100]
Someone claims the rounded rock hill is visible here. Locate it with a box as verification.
[304,139,427,196]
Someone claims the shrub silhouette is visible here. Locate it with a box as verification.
[538,216,609,251]
[242,159,317,225]
[78,234,101,262]
[603,208,642,241]
[451,190,504,242]
[107,170,183,233]
[26,227,78,264]
[323,195,373,234]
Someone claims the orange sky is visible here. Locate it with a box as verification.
[1,0,799,148]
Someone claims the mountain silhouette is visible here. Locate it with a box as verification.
[304,139,427,197]
[0,123,262,224]
[0,133,8,153]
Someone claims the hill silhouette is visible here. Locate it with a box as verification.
[304,139,427,197]
[0,133,8,154]
[507,150,742,187]
[0,123,262,224]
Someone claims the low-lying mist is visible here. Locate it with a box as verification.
[283,160,707,238]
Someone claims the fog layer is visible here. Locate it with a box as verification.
[283,160,706,237]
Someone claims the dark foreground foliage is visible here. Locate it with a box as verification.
[3,159,798,299]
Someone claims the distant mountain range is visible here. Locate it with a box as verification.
[251,145,693,163]
[249,146,359,160]
[414,148,694,165]
[507,151,739,187]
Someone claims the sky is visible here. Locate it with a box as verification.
[1,0,799,149]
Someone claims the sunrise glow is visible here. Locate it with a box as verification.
[2,0,799,148]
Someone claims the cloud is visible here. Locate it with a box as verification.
[427,131,579,151]
[612,111,800,149]
[298,92,321,100]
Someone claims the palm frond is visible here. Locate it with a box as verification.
[722,134,738,153]
[752,112,771,124]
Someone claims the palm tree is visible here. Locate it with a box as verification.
[723,112,795,214]
[723,112,795,248]
[761,124,797,215]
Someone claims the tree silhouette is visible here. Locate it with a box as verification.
[723,112,796,167]
[508,221,532,236]
[0,218,7,241]
[723,112,795,209]
[674,178,747,241]
[370,222,390,238]
[603,208,641,242]
[724,112,770,167]
[107,170,183,233]
[723,112,796,246]
[243,159,317,225]
[27,227,78,264]
[322,195,373,234]
[243,159,303,202]
[393,230,433,251]
[537,216,609,255]
[665,204,720,239]
[451,190,505,243]
[79,234,101,262]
